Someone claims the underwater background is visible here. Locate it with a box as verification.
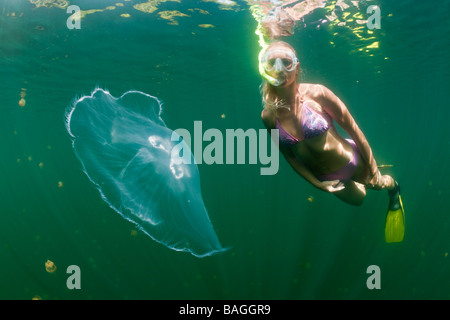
[0,0,449,300]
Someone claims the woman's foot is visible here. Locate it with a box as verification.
[388,181,401,210]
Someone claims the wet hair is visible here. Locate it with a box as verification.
[261,7,295,40]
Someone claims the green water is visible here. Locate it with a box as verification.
[0,0,449,300]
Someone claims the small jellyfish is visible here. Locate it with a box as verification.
[307,196,314,203]
[220,113,226,119]
[32,295,43,300]
[57,181,63,188]
[45,260,57,273]
[20,88,27,104]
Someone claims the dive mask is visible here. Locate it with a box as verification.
[260,49,298,73]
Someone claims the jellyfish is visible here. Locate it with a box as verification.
[45,260,57,273]
[65,88,226,258]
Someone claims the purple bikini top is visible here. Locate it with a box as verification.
[276,101,332,147]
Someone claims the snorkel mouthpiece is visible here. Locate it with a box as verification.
[264,74,283,86]
[262,72,283,86]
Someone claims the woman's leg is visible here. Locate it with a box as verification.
[332,180,367,206]
[352,156,396,191]
[366,171,396,190]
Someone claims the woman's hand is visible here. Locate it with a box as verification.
[365,170,381,190]
[316,180,345,193]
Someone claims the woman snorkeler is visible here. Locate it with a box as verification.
[258,33,404,241]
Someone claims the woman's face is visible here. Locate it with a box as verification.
[260,45,299,87]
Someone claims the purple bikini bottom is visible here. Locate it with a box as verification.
[317,139,359,182]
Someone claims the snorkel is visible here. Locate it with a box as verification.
[251,5,283,86]
[251,5,298,87]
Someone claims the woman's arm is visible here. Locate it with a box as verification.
[280,143,321,187]
[280,145,344,192]
[314,85,381,186]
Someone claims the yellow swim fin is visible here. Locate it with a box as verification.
[385,182,405,243]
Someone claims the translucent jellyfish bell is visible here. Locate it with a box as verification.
[65,88,227,257]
